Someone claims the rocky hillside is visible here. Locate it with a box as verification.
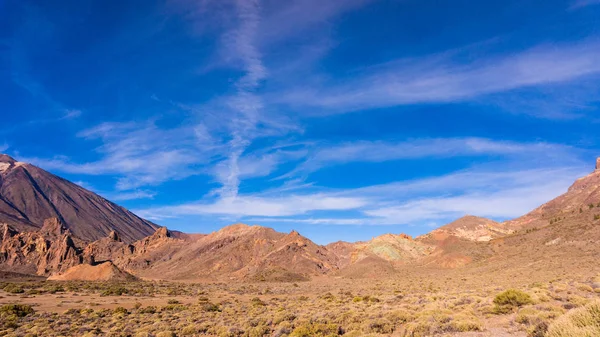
[0,154,156,243]
[2,155,600,282]
[504,157,600,231]
[419,215,512,243]
[328,233,433,270]
[121,224,341,281]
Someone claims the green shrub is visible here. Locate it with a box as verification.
[162,304,188,311]
[251,297,266,307]
[3,284,24,294]
[139,306,157,314]
[44,284,65,294]
[156,332,176,337]
[181,325,197,335]
[201,302,221,312]
[100,286,128,296]
[247,325,271,337]
[493,289,533,314]
[113,306,128,315]
[546,300,600,337]
[290,323,340,337]
[0,304,34,317]
[320,292,335,301]
[366,319,394,334]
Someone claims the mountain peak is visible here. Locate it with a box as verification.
[0,154,17,173]
[0,154,16,163]
[596,157,600,172]
[0,155,157,243]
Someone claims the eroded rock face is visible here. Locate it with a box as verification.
[596,157,600,171]
[0,224,185,278]
[82,231,134,265]
[0,218,81,276]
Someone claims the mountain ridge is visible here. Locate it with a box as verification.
[1,153,600,282]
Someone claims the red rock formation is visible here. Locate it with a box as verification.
[48,261,137,281]
[0,218,81,275]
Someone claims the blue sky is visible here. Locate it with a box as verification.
[1,0,600,244]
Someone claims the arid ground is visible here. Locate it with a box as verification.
[1,264,600,337]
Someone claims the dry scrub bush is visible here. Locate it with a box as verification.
[493,289,533,314]
[546,300,600,337]
[402,309,482,336]
[2,283,24,294]
[0,304,34,318]
[516,304,565,337]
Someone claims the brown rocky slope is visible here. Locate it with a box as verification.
[0,154,156,243]
[3,155,600,282]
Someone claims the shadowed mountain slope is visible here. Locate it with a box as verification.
[0,154,157,243]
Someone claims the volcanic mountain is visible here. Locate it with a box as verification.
[2,153,600,282]
[0,154,156,243]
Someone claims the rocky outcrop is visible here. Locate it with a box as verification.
[83,230,134,265]
[0,218,81,276]
[48,261,136,281]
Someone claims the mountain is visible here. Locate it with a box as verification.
[2,154,600,282]
[504,158,600,231]
[327,233,433,270]
[117,224,341,281]
[419,215,512,243]
[0,154,156,243]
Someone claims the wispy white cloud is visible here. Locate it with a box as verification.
[26,121,214,190]
[275,39,600,118]
[246,217,367,225]
[72,180,95,191]
[61,109,82,120]
[212,0,268,199]
[110,190,157,201]
[136,193,366,218]
[136,156,591,226]
[281,137,579,179]
[570,0,600,9]
[0,144,8,153]
[361,166,587,224]
[257,0,371,46]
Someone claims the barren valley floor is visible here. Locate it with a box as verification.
[1,265,599,337]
